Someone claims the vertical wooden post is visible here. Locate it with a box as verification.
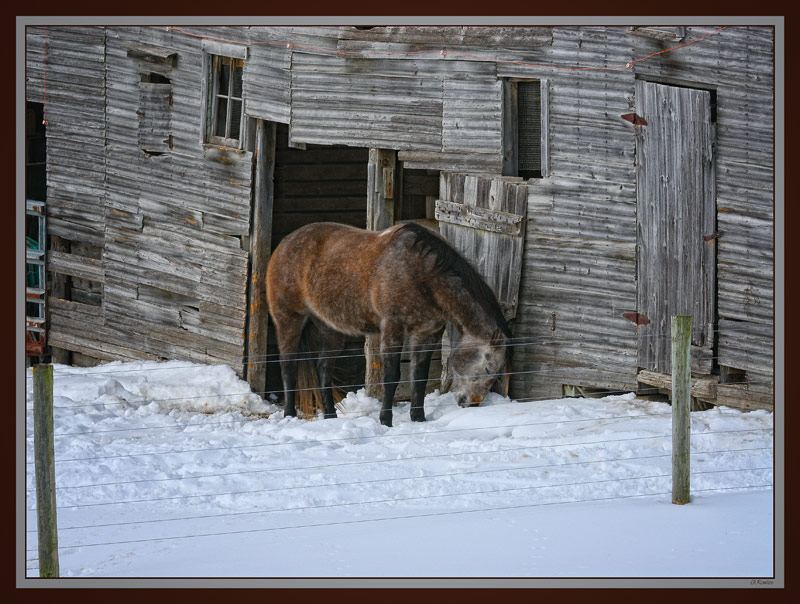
[365,149,397,399]
[246,120,276,396]
[671,315,692,505]
[33,364,59,577]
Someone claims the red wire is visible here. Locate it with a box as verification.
[165,25,729,71]
[42,26,48,126]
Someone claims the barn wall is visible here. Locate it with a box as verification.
[27,26,257,370]
[25,27,112,360]
[494,27,641,400]
[503,25,775,402]
[103,26,255,369]
[26,25,775,406]
[282,26,554,173]
[631,25,775,395]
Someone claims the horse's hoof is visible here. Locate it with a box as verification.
[324,412,337,420]
[410,409,426,422]
[380,413,393,428]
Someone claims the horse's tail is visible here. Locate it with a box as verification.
[294,322,346,418]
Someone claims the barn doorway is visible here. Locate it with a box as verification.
[263,124,370,404]
[634,80,717,376]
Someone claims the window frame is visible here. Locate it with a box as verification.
[200,40,248,150]
[207,55,245,147]
[502,77,549,180]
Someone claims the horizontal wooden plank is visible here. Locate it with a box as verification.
[637,370,719,404]
[47,250,105,283]
[716,384,774,411]
[435,199,524,236]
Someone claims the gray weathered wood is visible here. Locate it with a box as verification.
[435,199,524,236]
[365,149,397,399]
[671,316,692,505]
[637,369,718,407]
[33,365,60,577]
[26,25,774,410]
[438,172,528,317]
[636,81,715,375]
[437,172,528,392]
[246,119,276,394]
[47,250,105,283]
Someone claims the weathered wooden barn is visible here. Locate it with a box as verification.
[24,24,775,411]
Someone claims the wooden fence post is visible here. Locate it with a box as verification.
[671,316,692,505]
[33,364,59,577]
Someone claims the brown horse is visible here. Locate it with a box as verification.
[266,221,512,427]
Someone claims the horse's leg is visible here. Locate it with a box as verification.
[409,327,445,422]
[315,323,345,420]
[275,314,306,418]
[379,321,405,428]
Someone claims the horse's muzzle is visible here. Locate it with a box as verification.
[457,394,483,408]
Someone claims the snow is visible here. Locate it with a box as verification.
[24,361,775,580]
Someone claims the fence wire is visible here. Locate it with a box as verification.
[24,327,775,566]
[24,324,772,378]
[26,479,773,554]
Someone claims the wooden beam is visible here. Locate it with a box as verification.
[716,384,774,412]
[637,369,719,404]
[246,120,276,395]
[47,250,104,283]
[365,149,397,399]
[435,199,524,236]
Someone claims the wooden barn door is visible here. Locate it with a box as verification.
[436,172,529,392]
[635,80,716,375]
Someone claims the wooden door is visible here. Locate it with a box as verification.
[436,172,529,319]
[635,80,716,374]
[436,172,529,393]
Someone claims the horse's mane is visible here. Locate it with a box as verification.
[397,222,512,340]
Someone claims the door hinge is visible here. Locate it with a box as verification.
[621,113,648,126]
[623,312,651,326]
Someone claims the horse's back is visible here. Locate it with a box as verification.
[267,222,400,334]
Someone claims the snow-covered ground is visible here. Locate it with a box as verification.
[23,361,775,580]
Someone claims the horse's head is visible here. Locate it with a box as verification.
[449,328,509,408]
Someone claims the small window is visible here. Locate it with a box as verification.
[503,79,548,179]
[517,81,542,179]
[206,55,244,147]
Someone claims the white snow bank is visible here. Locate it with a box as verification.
[24,361,775,580]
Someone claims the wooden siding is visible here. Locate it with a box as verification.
[25,25,775,410]
[104,27,254,370]
[27,27,107,249]
[497,27,641,401]
[633,26,775,399]
[635,81,716,375]
[26,26,256,371]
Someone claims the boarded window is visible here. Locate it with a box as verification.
[207,55,244,147]
[138,73,172,155]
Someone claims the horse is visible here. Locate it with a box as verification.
[266,221,512,427]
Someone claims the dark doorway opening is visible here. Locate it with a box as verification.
[265,124,370,402]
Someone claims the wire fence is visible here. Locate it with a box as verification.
[23,325,772,411]
[23,328,775,574]
[25,324,771,374]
